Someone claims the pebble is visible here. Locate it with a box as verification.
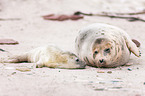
[95,88,105,91]
[111,87,122,89]
[127,68,132,71]
[107,71,112,74]
[11,72,16,75]
[16,68,31,72]
[99,81,105,84]
[97,70,105,73]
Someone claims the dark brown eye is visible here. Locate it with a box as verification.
[76,58,79,62]
[94,51,98,54]
[104,48,110,53]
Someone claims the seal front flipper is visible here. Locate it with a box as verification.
[125,38,141,57]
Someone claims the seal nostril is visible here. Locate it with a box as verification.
[99,59,104,63]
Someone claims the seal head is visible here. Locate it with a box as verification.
[91,37,127,68]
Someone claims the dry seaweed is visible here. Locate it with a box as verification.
[43,14,83,21]
[74,11,145,22]
[0,39,19,45]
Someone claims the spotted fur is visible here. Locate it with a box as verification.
[75,23,141,68]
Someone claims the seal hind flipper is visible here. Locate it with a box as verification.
[3,53,28,63]
[126,39,141,57]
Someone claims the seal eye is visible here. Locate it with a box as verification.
[75,58,79,62]
[104,48,110,53]
[94,51,98,54]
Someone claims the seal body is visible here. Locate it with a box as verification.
[4,45,86,69]
[75,23,140,68]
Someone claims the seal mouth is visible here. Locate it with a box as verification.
[96,62,118,68]
[96,60,107,68]
[97,64,106,68]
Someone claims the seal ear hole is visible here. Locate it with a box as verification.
[104,48,110,53]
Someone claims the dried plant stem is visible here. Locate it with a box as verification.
[74,11,145,22]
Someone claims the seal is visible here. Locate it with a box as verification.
[3,45,86,69]
[75,23,141,68]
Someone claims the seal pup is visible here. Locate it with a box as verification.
[2,45,86,69]
[75,23,141,68]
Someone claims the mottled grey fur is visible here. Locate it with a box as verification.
[75,23,141,68]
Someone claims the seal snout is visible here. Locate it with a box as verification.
[79,64,86,69]
[76,59,86,69]
[98,59,106,65]
[97,59,107,67]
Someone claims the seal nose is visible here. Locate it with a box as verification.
[99,59,104,63]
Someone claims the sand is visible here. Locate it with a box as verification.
[0,0,145,96]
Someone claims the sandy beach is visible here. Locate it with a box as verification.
[0,0,145,96]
